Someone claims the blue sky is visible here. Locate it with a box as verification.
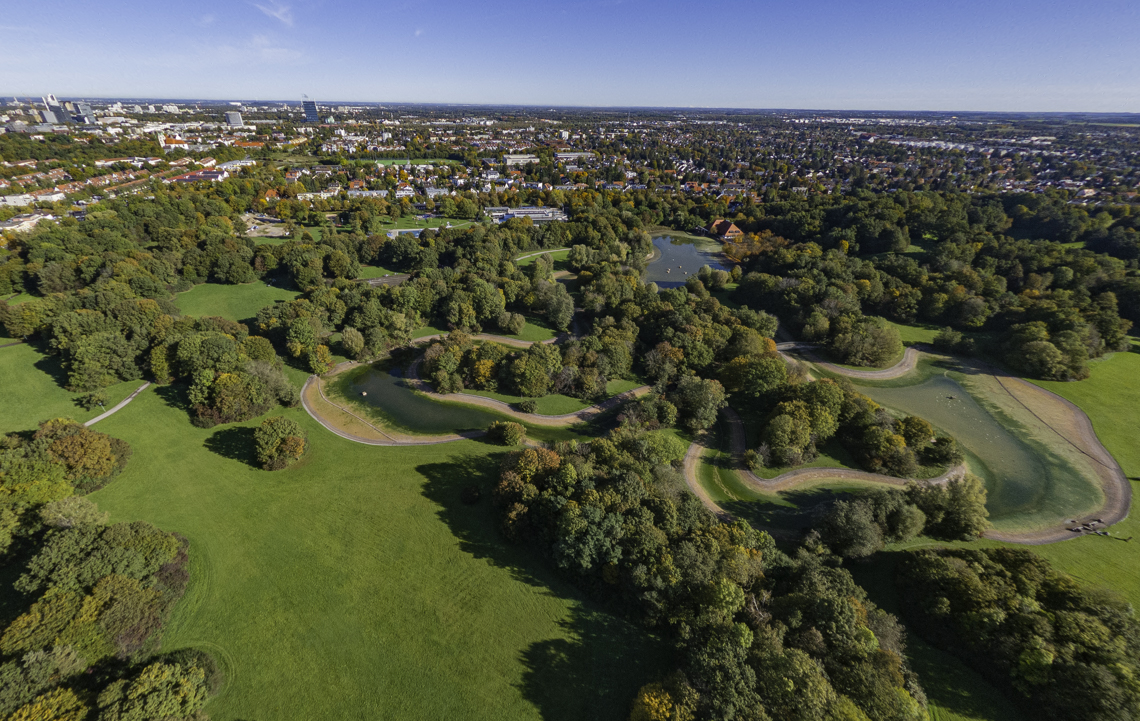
[2,0,1137,111]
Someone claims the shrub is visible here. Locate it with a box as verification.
[254,416,308,470]
[488,421,526,446]
[496,312,526,336]
[516,400,537,414]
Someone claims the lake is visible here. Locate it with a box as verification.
[644,234,731,288]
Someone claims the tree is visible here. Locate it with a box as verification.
[341,326,365,359]
[95,662,209,721]
[254,416,308,470]
[671,375,727,432]
[6,687,87,721]
[308,344,334,374]
[488,421,525,446]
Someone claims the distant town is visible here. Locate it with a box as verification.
[2,96,1137,238]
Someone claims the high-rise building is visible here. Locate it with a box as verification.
[302,100,319,123]
[225,111,244,127]
[41,94,70,123]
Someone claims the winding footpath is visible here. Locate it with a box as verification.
[683,344,1131,545]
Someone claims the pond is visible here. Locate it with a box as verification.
[644,235,731,288]
[859,373,1103,531]
[335,362,501,434]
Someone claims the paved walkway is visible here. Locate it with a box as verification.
[775,342,923,380]
[84,382,151,426]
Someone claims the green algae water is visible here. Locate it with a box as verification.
[336,362,500,434]
[859,373,1102,531]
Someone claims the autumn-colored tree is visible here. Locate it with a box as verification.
[254,416,308,470]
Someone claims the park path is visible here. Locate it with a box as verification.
[775,342,922,380]
[404,357,649,426]
[84,382,151,427]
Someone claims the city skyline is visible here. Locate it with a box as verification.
[1,0,1137,112]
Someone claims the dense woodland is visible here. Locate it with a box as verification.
[898,548,1140,721]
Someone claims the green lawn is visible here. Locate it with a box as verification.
[357,264,403,279]
[175,281,300,323]
[0,343,147,434]
[515,249,570,267]
[501,317,559,343]
[376,217,475,231]
[85,384,664,721]
[1028,342,1140,606]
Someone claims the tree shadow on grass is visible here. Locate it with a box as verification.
[30,342,71,390]
[153,382,192,413]
[418,453,549,590]
[418,452,670,721]
[204,426,258,467]
[518,608,669,721]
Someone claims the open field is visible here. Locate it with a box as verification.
[81,380,662,721]
[1027,343,1140,605]
[175,281,299,323]
[0,343,148,434]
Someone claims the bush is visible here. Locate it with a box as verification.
[488,421,526,446]
[515,400,537,414]
[496,312,526,336]
[254,416,308,470]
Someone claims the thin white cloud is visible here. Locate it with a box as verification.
[252,2,293,26]
[414,29,423,37]
[197,14,216,27]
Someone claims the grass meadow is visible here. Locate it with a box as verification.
[175,281,299,323]
[84,384,662,721]
[0,343,147,433]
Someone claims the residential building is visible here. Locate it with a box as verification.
[0,212,55,233]
[706,219,743,240]
[503,154,539,167]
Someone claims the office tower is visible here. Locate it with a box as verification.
[225,111,244,127]
[303,100,319,123]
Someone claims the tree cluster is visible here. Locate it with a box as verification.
[897,548,1140,721]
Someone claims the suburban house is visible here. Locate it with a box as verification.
[707,219,744,240]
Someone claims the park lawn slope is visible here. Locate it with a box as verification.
[1028,343,1140,606]
[175,281,299,323]
[89,389,663,721]
[0,343,147,433]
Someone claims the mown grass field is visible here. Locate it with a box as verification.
[175,281,299,323]
[81,380,663,721]
[0,343,147,434]
[1029,342,1140,606]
